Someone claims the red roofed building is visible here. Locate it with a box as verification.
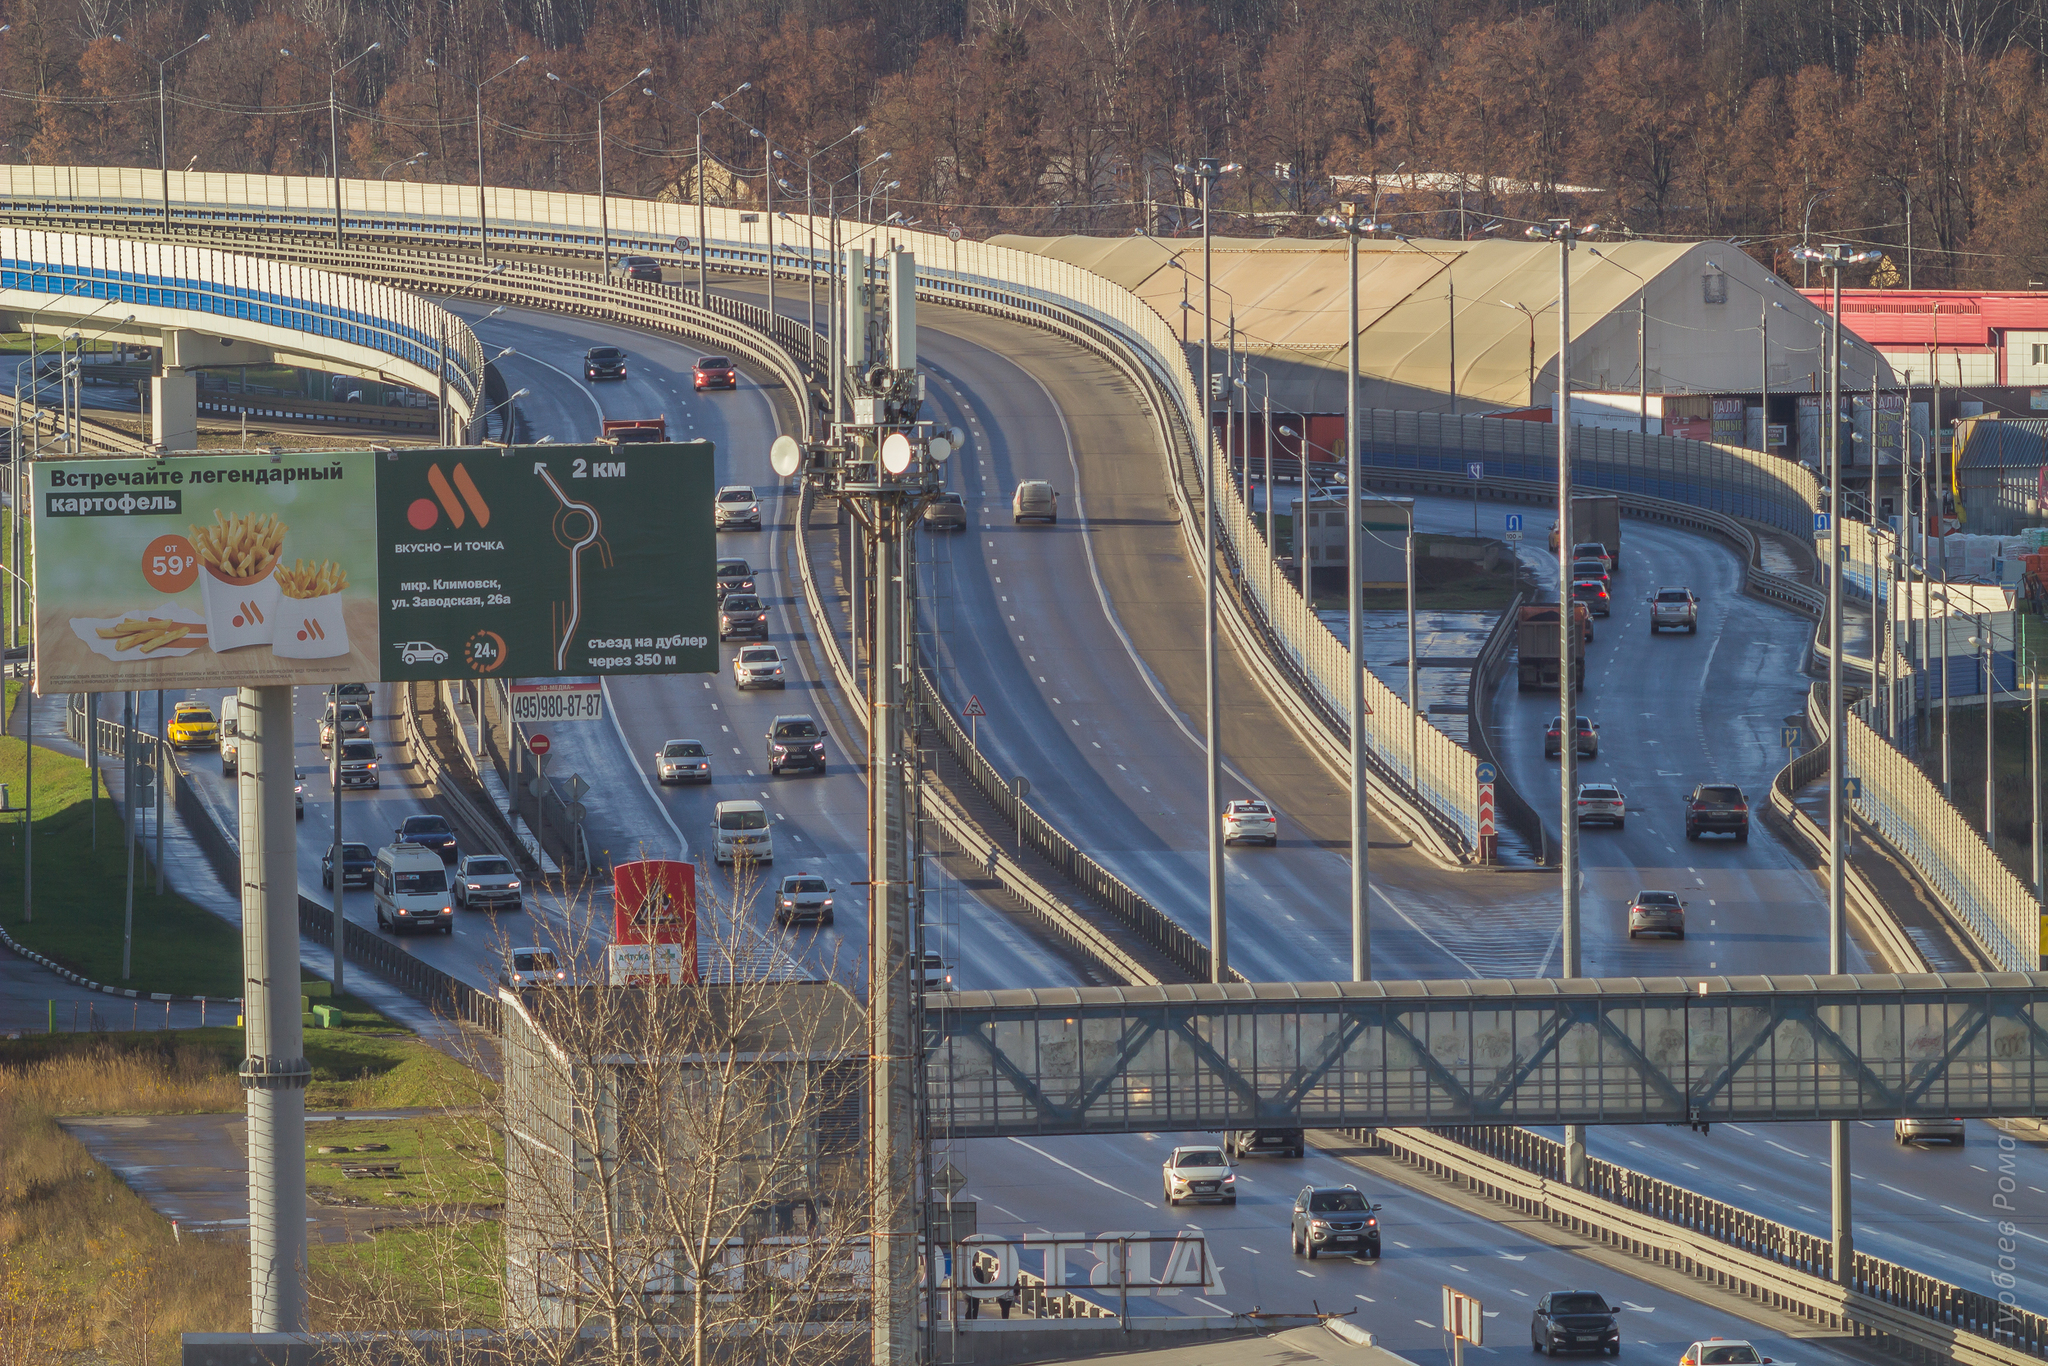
[1797,289,2048,391]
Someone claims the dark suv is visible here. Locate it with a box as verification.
[394,814,459,863]
[1531,1291,1620,1356]
[584,345,627,382]
[1546,716,1599,759]
[1685,783,1749,842]
[719,593,768,640]
[1289,1184,1381,1260]
[715,558,755,601]
[767,715,827,775]
[322,841,375,890]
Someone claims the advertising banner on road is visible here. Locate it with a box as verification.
[612,858,698,983]
[31,444,717,691]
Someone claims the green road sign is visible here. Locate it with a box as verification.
[32,444,716,691]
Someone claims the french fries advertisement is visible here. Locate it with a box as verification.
[35,452,378,689]
[33,442,718,691]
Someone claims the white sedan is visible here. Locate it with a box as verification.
[1679,1341,1775,1366]
[732,645,786,689]
[1161,1144,1237,1205]
[1221,799,1278,845]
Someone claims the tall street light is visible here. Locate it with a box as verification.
[545,66,654,272]
[1526,215,1595,1187]
[1391,233,1459,415]
[1179,156,1238,981]
[150,33,210,238]
[1584,243,1651,433]
[1499,299,1540,402]
[691,82,752,299]
[425,54,527,264]
[1316,201,1374,982]
[1790,239,1880,1288]
[769,123,865,368]
[281,41,382,248]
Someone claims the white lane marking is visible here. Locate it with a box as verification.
[1879,1183,1927,1201]
[1295,1269,1316,1278]
[1940,1204,1993,1224]
[1196,1297,1231,1314]
[600,677,687,859]
[1005,1137,1157,1208]
[1765,1139,1805,1158]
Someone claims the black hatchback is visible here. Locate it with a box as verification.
[715,558,755,601]
[584,345,627,382]
[1289,1184,1381,1260]
[1531,1291,1620,1355]
[322,841,375,889]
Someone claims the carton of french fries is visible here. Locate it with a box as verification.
[269,558,351,659]
[191,510,286,652]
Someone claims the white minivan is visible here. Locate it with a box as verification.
[712,800,774,866]
[374,842,454,935]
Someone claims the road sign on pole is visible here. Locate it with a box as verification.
[963,695,986,718]
[527,733,550,757]
[1505,514,1524,533]
[1443,1285,1484,1362]
[1815,511,1832,535]
[1466,461,1484,480]
[1782,725,1804,750]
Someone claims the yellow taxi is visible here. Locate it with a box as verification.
[167,701,220,750]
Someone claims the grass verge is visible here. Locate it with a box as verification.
[0,735,254,999]
[0,1026,493,1114]
[1,1039,502,1358]
[307,1115,502,1211]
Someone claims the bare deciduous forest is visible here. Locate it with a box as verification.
[6,0,2048,283]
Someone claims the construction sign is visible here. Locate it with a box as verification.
[612,858,698,984]
[32,444,717,691]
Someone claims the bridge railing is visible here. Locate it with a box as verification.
[0,226,483,420]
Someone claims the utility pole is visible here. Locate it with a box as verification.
[1318,200,1373,980]
[330,683,344,995]
[1793,239,1878,1288]
[237,685,308,1331]
[1528,216,1584,1184]
[794,246,949,1366]
[1195,157,1231,981]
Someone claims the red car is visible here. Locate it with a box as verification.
[693,355,737,391]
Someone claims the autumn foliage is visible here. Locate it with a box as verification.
[6,0,2048,283]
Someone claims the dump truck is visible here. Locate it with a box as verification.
[1517,601,1587,692]
[600,417,667,443]
[1547,493,1622,567]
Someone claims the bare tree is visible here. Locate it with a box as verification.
[311,870,871,1366]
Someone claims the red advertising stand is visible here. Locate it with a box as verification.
[609,859,699,986]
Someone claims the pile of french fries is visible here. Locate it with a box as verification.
[276,558,348,599]
[96,617,204,654]
[190,511,285,582]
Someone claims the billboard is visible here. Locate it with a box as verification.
[613,858,697,984]
[31,444,716,691]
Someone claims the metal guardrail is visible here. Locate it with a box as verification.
[787,482,1182,986]
[1362,1124,2046,1365]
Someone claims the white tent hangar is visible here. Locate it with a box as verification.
[989,232,1889,420]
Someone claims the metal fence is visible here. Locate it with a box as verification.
[1375,1123,2047,1361]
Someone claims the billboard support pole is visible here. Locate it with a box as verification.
[236,684,308,1332]
[329,684,343,997]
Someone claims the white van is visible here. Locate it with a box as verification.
[712,800,774,866]
[374,843,454,935]
[218,695,240,776]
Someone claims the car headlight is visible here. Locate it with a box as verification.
[507,881,520,890]
[1309,1220,1328,1231]
[773,745,787,753]
[1222,1174,1235,1184]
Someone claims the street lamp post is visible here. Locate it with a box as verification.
[1180,156,1238,983]
[426,54,528,264]
[153,33,210,238]
[545,66,654,273]
[1972,623,1996,841]
[692,83,752,301]
[1392,234,1458,415]
[1527,215,1592,1186]
[1315,201,1374,982]
[293,42,382,248]
[1501,300,1537,403]
[1791,239,1880,1289]
[1586,245,1649,434]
